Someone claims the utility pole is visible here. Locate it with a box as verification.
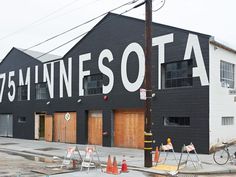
[144,0,153,168]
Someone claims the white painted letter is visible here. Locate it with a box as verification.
[121,43,145,92]
[152,33,174,89]
[79,53,91,96]
[60,58,72,98]
[0,73,6,102]
[184,33,209,86]
[43,62,54,98]
[19,67,31,100]
[8,71,16,102]
[98,49,114,94]
[35,65,38,84]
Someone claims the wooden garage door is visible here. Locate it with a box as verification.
[45,115,53,142]
[54,112,77,143]
[114,110,144,149]
[88,111,102,145]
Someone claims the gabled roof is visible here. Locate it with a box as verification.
[17,48,61,63]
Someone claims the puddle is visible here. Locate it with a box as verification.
[0,150,54,163]
[0,143,18,145]
[35,147,60,151]
[0,172,8,174]
[23,155,54,163]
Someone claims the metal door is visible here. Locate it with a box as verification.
[0,114,13,137]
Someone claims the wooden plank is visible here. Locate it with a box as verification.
[88,111,102,145]
[45,115,53,142]
[114,110,144,149]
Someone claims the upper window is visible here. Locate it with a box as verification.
[17,86,27,101]
[36,83,49,100]
[162,60,192,88]
[84,74,103,95]
[220,61,234,88]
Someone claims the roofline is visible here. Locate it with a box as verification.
[63,12,211,58]
[0,47,19,65]
[117,13,211,38]
[210,37,236,54]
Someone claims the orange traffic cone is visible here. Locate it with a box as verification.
[112,156,119,175]
[106,155,113,174]
[121,156,128,173]
[153,147,160,163]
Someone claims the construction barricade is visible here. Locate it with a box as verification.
[177,143,202,170]
[61,146,82,169]
[158,142,178,165]
[80,145,102,173]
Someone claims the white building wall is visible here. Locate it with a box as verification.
[209,43,236,148]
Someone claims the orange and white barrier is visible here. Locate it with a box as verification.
[177,143,202,170]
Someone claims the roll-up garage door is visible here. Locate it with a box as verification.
[0,114,13,137]
[88,110,102,145]
[54,112,77,143]
[114,110,144,149]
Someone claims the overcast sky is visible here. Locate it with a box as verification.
[0,0,235,61]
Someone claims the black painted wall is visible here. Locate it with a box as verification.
[0,14,210,153]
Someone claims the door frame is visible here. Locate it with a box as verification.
[34,112,47,140]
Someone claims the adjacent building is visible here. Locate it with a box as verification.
[0,13,235,153]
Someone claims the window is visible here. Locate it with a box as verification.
[18,117,26,123]
[162,60,192,88]
[17,86,27,101]
[222,117,234,126]
[84,74,103,95]
[220,61,234,88]
[36,83,49,100]
[164,117,190,127]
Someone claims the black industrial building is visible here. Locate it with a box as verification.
[0,13,226,154]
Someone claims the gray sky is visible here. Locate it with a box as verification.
[0,0,235,61]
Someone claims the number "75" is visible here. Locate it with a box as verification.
[0,72,16,103]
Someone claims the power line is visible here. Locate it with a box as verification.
[153,0,165,12]
[0,0,81,41]
[36,0,144,59]
[24,0,140,51]
[36,0,103,26]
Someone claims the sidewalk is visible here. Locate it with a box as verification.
[0,137,236,176]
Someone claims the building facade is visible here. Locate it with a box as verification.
[0,13,235,153]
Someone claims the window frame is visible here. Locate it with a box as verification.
[18,116,26,123]
[221,116,234,126]
[163,116,190,127]
[220,60,235,89]
[35,82,49,100]
[84,73,103,96]
[17,85,28,101]
[162,59,193,89]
